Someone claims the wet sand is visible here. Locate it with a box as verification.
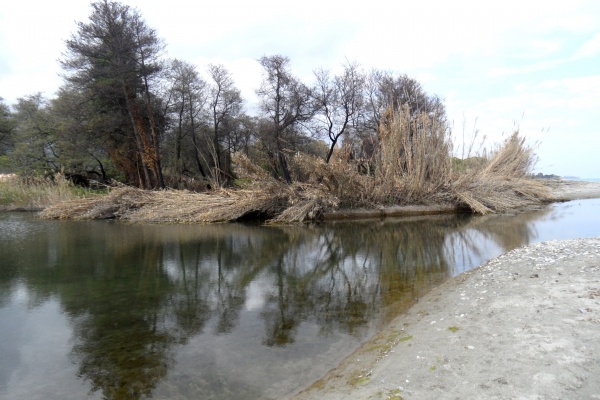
[292,181,600,400]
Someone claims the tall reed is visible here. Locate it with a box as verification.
[373,104,453,204]
[0,174,83,210]
[450,132,552,214]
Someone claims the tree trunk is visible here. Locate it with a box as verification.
[123,85,152,189]
[276,134,292,184]
[146,108,165,189]
[142,77,165,189]
[213,125,222,185]
[176,104,184,184]
[191,133,207,178]
[325,138,338,164]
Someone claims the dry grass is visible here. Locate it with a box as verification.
[39,109,555,223]
[40,157,342,223]
[450,133,554,214]
[0,174,82,211]
[373,105,453,205]
[287,153,373,208]
[40,184,286,223]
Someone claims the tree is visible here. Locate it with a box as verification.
[0,98,15,167]
[256,55,315,183]
[51,85,113,182]
[163,59,208,185]
[224,114,255,156]
[363,70,446,133]
[312,62,364,163]
[206,64,243,185]
[10,94,59,174]
[61,0,165,188]
[348,70,448,166]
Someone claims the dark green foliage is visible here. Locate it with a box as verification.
[0,98,14,157]
[61,0,165,188]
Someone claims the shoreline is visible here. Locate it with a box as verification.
[291,183,600,400]
[3,177,600,222]
[292,237,600,399]
[321,179,600,221]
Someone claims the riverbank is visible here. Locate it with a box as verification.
[291,183,600,399]
[292,236,600,399]
[1,178,598,222]
[320,179,600,220]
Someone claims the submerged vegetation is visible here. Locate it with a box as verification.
[0,0,554,223]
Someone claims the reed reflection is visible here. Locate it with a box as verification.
[0,205,554,399]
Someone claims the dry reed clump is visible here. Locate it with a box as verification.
[40,155,339,223]
[235,153,342,222]
[0,174,81,211]
[366,106,552,214]
[450,132,554,214]
[370,105,454,205]
[40,185,290,223]
[39,117,555,223]
[283,105,455,210]
[287,153,374,208]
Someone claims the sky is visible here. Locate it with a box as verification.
[1,0,599,178]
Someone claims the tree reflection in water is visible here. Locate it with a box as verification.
[0,205,558,399]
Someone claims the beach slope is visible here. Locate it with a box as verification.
[293,237,600,400]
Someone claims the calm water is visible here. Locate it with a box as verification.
[1,199,600,400]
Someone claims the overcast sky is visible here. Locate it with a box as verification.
[1,0,599,177]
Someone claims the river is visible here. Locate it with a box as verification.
[1,198,599,400]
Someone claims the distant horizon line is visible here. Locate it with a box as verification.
[565,177,600,182]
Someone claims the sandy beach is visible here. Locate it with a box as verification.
[293,181,600,400]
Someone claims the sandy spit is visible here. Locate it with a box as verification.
[548,179,600,200]
[293,238,600,400]
[292,182,600,400]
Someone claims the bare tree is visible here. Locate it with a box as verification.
[164,59,208,183]
[351,70,448,165]
[362,70,446,132]
[207,64,243,185]
[312,62,364,163]
[256,55,315,184]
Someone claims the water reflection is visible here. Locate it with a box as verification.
[1,199,599,399]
